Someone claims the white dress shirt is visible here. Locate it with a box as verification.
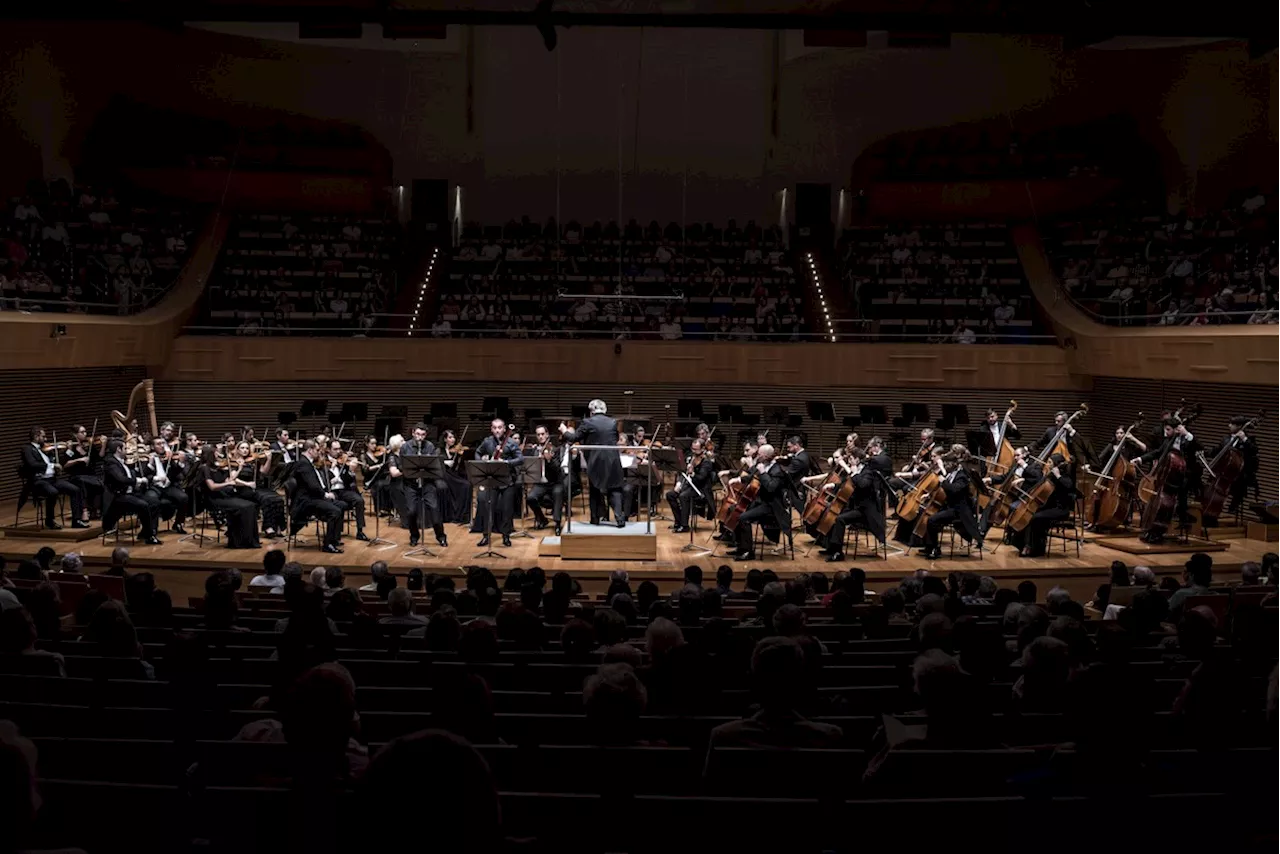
[31,443,54,478]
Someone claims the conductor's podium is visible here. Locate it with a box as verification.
[537,520,658,561]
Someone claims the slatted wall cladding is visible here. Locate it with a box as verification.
[1087,378,1276,504]
[0,368,148,502]
[154,381,1087,466]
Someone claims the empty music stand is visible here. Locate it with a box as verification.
[511,455,544,539]
[400,454,443,559]
[467,460,512,558]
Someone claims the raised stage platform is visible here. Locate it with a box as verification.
[2,502,1270,596]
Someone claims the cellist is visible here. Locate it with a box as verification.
[818,447,887,562]
[1136,417,1200,544]
[1007,453,1076,558]
[731,444,789,562]
[890,428,935,495]
[919,445,984,561]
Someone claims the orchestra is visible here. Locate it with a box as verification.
[18,383,1264,564]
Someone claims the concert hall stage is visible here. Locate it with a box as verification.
[1,502,1268,600]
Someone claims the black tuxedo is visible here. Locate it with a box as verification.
[102,456,156,537]
[976,422,1021,458]
[141,454,188,524]
[399,439,447,541]
[780,450,810,510]
[734,461,792,554]
[923,466,980,548]
[19,443,84,526]
[528,445,568,528]
[472,436,523,535]
[291,455,343,547]
[562,415,625,524]
[825,467,888,552]
[324,459,365,534]
[1009,468,1076,556]
[666,456,716,528]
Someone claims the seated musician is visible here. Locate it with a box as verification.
[101,438,161,545]
[290,440,345,554]
[731,444,790,561]
[1135,418,1200,544]
[325,439,368,541]
[62,425,102,522]
[197,445,259,549]
[529,440,567,535]
[618,433,639,519]
[780,436,811,511]
[890,428,935,495]
[667,438,716,533]
[920,445,982,561]
[248,441,287,539]
[713,439,758,542]
[19,427,87,530]
[818,447,888,562]
[1008,453,1076,558]
[142,435,189,534]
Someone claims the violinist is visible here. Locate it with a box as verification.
[731,444,790,562]
[1008,453,1076,558]
[159,421,178,451]
[818,447,888,562]
[919,446,982,561]
[290,439,345,554]
[102,438,160,544]
[142,435,190,534]
[474,417,524,546]
[326,439,369,541]
[270,428,298,497]
[668,438,716,533]
[398,422,449,549]
[978,408,1020,458]
[1136,417,1200,543]
[19,427,87,530]
[231,441,285,539]
[528,436,566,535]
[197,445,258,549]
[63,424,103,522]
[439,429,473,525]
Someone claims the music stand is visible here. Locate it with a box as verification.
[400,455,443,559]
[467,460,512,558]
[653,447,709,552]
[511,455,545,539]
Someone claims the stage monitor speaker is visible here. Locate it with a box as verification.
[412,179,449,226]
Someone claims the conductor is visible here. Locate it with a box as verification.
[560,399,626,527]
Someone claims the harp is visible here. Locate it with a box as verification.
[111,380,159,439]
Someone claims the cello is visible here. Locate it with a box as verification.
[1137,402,1202,537]
[811,453,861,536]
[715,470,760,531]
[1198,411,1264,526]
[1005,404,1088,534]
[1083,415,1144,531]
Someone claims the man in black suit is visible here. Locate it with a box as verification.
[474,417,523,547]
[560,399,626,527]
[101,439,161,544]
[142,435,189,534]
[290,439,345,554]
[19,427,87,530]
[667,438,716,533]
[528,439,567,536]
[732,444,791,561]
[921,447,982,560]
[820,448,889,562]
[399,422,448,548]
[779,435,811,513]
[1136,418,1200,543]
[976,407,1021,459]
[325,439,369,542]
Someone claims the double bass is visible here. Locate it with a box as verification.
[1005,404,1088,534]
[1137,401,1202,534]
[1198,411,1264,526]
[978,400,1019,532]
[1084,415,1144,531]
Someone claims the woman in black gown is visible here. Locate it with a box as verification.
[440,429,473,525]
[360,434,392,517]
[198,446,260,549]
[234,441,287,539]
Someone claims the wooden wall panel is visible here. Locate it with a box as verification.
[161,338,1083,390]
[0,368,148,502]
[1087,378,1277,504]
[153,378,1089,468]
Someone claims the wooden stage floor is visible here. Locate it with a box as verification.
[2,502,1268,598]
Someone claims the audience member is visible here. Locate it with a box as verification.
[1168,553,1215,615]
[250,550,287,592]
